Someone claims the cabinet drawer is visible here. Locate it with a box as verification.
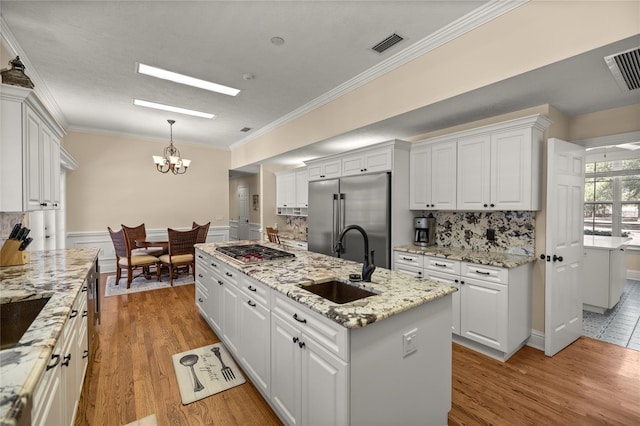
[272,292,348,361]
[424,256,460,275]
[217,262,239,286]
[239,275,271,308]
[461,262,508,284]
[394,251,424,268]
[395,264,423,279]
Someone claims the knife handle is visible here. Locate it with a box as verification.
[9,224,21,240]
[18,237,32,251]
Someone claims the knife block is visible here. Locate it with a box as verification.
[0,239,28,267]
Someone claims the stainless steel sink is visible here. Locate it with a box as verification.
[1,297,51,350]
[298,280,377,304]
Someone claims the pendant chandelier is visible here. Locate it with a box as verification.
[152,119,191,174]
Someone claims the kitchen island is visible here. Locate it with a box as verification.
[583,235,630,313]
[0,248,99,426]
[195,241,457,425]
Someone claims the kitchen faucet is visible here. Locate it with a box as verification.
[334,224,376,282]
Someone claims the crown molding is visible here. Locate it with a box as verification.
[230,0,530,150]
[0,17,69,129]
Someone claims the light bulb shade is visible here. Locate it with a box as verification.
[181,158,191,168]
[169,156,180,165]
[152,155,165,165]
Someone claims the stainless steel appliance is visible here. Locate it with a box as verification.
[414,215,436,247]
[216,244,295,263]
[308,173,391,269]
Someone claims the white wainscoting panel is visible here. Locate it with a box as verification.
[67,226,230,273]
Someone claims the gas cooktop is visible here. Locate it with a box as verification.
[215,244,295,263]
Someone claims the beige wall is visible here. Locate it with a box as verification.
[569,104,640,141]
[229,174,260,224]
[63,131,229,232]
[231,0,639,169]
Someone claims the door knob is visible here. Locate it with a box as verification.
[552,254,563,262]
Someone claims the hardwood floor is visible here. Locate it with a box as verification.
[76,274,640,425]
[75,274,282,426]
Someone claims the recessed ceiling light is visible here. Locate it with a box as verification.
[136,63,240,97]
[133,99,215,119]
[270,36,285,46]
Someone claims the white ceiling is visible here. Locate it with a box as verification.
[1,1,639,171]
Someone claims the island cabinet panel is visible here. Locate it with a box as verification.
[32,335,64,426]
[221,276,240,356]
[271,294,348,426]
[238,290,271,396]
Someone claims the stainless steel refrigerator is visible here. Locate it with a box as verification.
[308,173,391,269]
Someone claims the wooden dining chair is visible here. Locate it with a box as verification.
[159,227,199,286]
[266,227,280,244]
[192,221,211,244]
[121,223,164,257]
[108,226,161,289]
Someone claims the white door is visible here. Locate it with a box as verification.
[238,184,250,240]
[545,138,585,356]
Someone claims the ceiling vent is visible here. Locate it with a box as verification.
[604,47,640,92]
[372,33,404,54]
[240,127,252,132]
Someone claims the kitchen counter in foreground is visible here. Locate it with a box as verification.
[0,248,99,426]
[583,235,631,250]
[394,244,536,268]
[196,241,457,328]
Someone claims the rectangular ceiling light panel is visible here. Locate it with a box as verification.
[137,63,240,96]
[133,99,215,119]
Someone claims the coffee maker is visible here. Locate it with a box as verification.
[414,215,436,247]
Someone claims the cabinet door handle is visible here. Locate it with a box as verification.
[298,340,306,349]
[460,280,465,285]
[82,310,88,318]
[401,257,413,262]
[225,272,233,277]
[198,298,203,303]
[62,354,71,367]
[490,203,495,208]
[198,273,204,278]
[212,262,217,267]
[248,300,256,307]
[83,350,89,359]
[218,280,223,285]
[198,255,203,259]
[248,285,257,292]
[82,286,88,292]
[454,279,459,283]
[434,263,447,268]
[293,337,299,344]
[293,313,307,324]
[475,270,491,275]
[70,309,78,318]
[46,354,60,371]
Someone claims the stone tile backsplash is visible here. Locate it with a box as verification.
[434,211,535,256]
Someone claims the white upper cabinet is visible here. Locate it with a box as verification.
[410,140,456,210]
[276,167,308,215]
[1,84,64,211]
[307,158,341,181]
[341,146,393,177]
[411,114,551,212]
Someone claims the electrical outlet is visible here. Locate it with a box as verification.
[487,228,496,241]
[403,328,418,357]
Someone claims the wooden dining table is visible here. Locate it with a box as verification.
[135,239,169,250]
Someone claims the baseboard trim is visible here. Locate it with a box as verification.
[526,329,545,352]
[627,269,640,281]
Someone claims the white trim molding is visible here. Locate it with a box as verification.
[526,329,545,352]
[67,226,230,273]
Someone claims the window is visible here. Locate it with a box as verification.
[584,158,640,246]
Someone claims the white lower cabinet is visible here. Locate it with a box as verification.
[271,293,348,426]
[238,277,271,396]
[32,284,89,426]
[583,246,627,312]
[395,250,531,360]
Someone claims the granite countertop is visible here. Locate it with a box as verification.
[277,231,307,242]
[196,241,457,329]
[394,244,536,269]
[583,235,631,250]
[0,248,99,425]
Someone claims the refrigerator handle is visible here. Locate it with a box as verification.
[339,193,346,244]
[332,194,339,252]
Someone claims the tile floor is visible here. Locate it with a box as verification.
[583,280,640,351]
